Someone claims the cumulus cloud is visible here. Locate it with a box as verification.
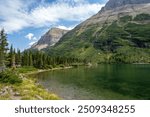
[25,33,37,41]
[25,33,34,40]
[0,0,104,33]
[25,32,38,46]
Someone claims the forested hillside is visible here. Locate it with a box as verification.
[46,13,150,63]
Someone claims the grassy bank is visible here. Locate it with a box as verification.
[0,67,59,100]
[23,66,73,75]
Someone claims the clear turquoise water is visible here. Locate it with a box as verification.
[33,64,150,100]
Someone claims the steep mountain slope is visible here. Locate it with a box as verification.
[47,0,150,63]
[31,28,69,50]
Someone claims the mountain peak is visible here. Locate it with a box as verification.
[49,27,68,32]
[31,27,69,50]
[46,27,69,37]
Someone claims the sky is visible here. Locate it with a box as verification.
[0,0,107,51]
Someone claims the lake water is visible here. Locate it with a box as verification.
[33,64,150,100]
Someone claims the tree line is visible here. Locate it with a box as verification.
[0,29,81,71]
[21,50,81,69]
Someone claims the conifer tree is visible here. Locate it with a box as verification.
[29,51,33,66]
[12,48,16,68]
[15,49,21,67]
[9,45,16,68]
[0,29,8,71]
[22,51,28,66]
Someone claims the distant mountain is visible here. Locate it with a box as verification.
[31,28,69,50]
[46,0,150,63]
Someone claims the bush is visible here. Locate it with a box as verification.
[84,43,91,49]
[134,13,150,21]
[42,65,53,69]
[59,64,65,68]
[119,15,132,22]
[0,71,22,84]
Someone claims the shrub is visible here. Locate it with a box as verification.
[84,43,91,49]
[0,71,22,84]
[43,65,53,69]
[119,15,132,22]
[59,64,65,68]
[134,13,150,21]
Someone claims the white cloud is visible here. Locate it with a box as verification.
[26,32,38,46]
[25,33,34,40]
[0,0,105,33]
[25,33,37,41]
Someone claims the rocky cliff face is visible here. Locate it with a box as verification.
[77,0,150,29]
[31,28,69,50]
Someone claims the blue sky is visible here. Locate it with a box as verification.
[0,0,107,51]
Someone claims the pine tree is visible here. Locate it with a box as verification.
[39,53,43,68]
[22,51,28,66]
[15,49,21,67]
[0,29,8,71]
[9,45,13,67]
[12,48,16,68]
[9,45,16,68]
[29,51,33,66]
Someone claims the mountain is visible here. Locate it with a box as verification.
[78,0,150,28]
[103,0,150,10]
[47,0,150,63]
[31,28,69,50]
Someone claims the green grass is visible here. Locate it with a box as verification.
[13,78,59,100]
[0,78,59,100]
[0,68,59,100]
[16,66,38,73]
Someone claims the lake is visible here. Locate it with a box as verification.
[32,64,150,100]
